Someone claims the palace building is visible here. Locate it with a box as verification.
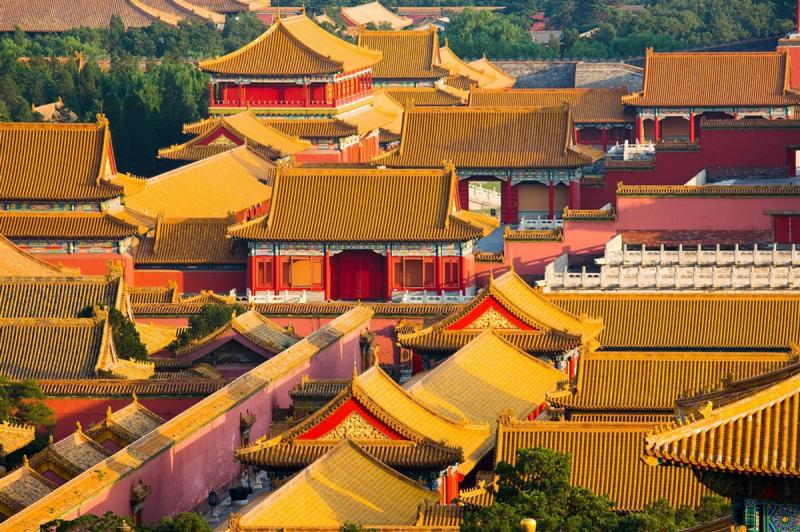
[623,49,800,143]
[377,106,603,225]
[227,165,496,302]
[0,118,138,275]
[358,27,448,86]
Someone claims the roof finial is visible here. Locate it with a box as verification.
[301,3,305,15]
[132,392,139,403]
[508,261,515,273]
[22,455,29,468]
[48,434,54,447]
[75,421,83,433]
[106,405,113,421]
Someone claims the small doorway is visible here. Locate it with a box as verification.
[334,250,384,300]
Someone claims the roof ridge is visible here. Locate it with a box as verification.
[0,317,101,327]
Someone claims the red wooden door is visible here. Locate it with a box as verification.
[335,251,384,300]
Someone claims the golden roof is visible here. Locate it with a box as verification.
[644,368,800,477]
[356,366,490,474]
[339,100,402,135]
[174,308,299,357]
[86,399,165,445]
[467,56,516,88]
[127,285,178,305]
[30,428,111,480]
[158,112,310,162]
[198,14,382,75]
[236,372,463,469]
[265,118,358,139]
[616,182,800,197]
[398,269,602,353]
[228,166,494,242]
[379,86,466,106]
[0,422,35,456]
[407,330,564,423]
[2,306,374,531]
[470,87,630,123]
[0,119,120,201]
[495,419,712,511]
[123,147,273,219]
[358,27,447,80]
[439,43,513,89]
[0,212,138,239]
[0,461,56,516]
[0,276,120,318]
[546,292,800,350]
[134,322,179,355]
[234,440,439,530]
[623,49,800,107]
[0,235,78,277]
[550,351,792,413]
[376,106,603,169]
[135,217,248,265]
[342,2,413,29]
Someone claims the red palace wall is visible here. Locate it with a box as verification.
[585,125,800,208]
[133,269,246,294]
[39,252,132,276]
[45,397,202,440]
[293,135,380,164]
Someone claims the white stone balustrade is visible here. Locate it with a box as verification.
[519,216,564,231]
[605,242,800,267]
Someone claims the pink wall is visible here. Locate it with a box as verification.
[585,126,800,208]
[10,309,372,529]
[133,269,246,294]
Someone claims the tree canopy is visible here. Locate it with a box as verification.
[170,303,246,350]
[462,447,730,531]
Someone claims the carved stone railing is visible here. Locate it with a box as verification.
[617,182,800,197]
[605,159,656,170]
[518,216,564,230]
[606,243,800,267]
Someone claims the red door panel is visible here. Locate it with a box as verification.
[775,216,791,244]
[335,251,384,301]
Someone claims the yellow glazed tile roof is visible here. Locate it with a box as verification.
[266,118,358,139]
[470,87,630,123]
[30,428,111,480]
[0,212,138,239]
[199,14,382,75]
[644,368,800,477]
[134,322,179,355]
[0,119,120,201]
[623,49,800,107]
[398,269,602,353]
[124,147,273,218]
[356,366,491,474]
[550,351,792,413]
[339,101,401,135]
[236,373,462,469]
[0,235,78,276]
[439,43,512,89]
[358,28,447,80]
[495,419,712,511]
[0,276,120,318]
[159,112,310,161]
[228,165,493,242]
[467,56,516,89]
[546,292,800,349]
[342,2,412,29]
[2,306,374,531]
[0,461,56,515]
[0,422,35,456]
[135,217,248,265]
[379,86,465,106]
[234,440,438,529]
[407,330,564,423]
[86,399,165,445]
[376,106,603,169]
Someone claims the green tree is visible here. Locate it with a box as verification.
[0,377,54,464]
[171,303,245,350]
[108,307,149,361]
[223,12,266,53]
[462,448,618,531]
[154,512,212,532]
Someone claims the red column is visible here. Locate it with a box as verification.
[689,113,695,142]
[385,250,393,301]
[500,179,511,224]
[573,127,579,145]
[548,179,555,219]
[209,81,214,107]
[458,255,466,294]
[238,82,243,107]
[654,117,661,142]
[324,250,331,301]
[303,84,310,107]
[569,180,581,210]
[247,255,256,295]
[600,128,608,152]
[568,356,576,380]
[457,180,469,210]
[636,116,644,142]
[272,253,279,291]
[434,255,441,295]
